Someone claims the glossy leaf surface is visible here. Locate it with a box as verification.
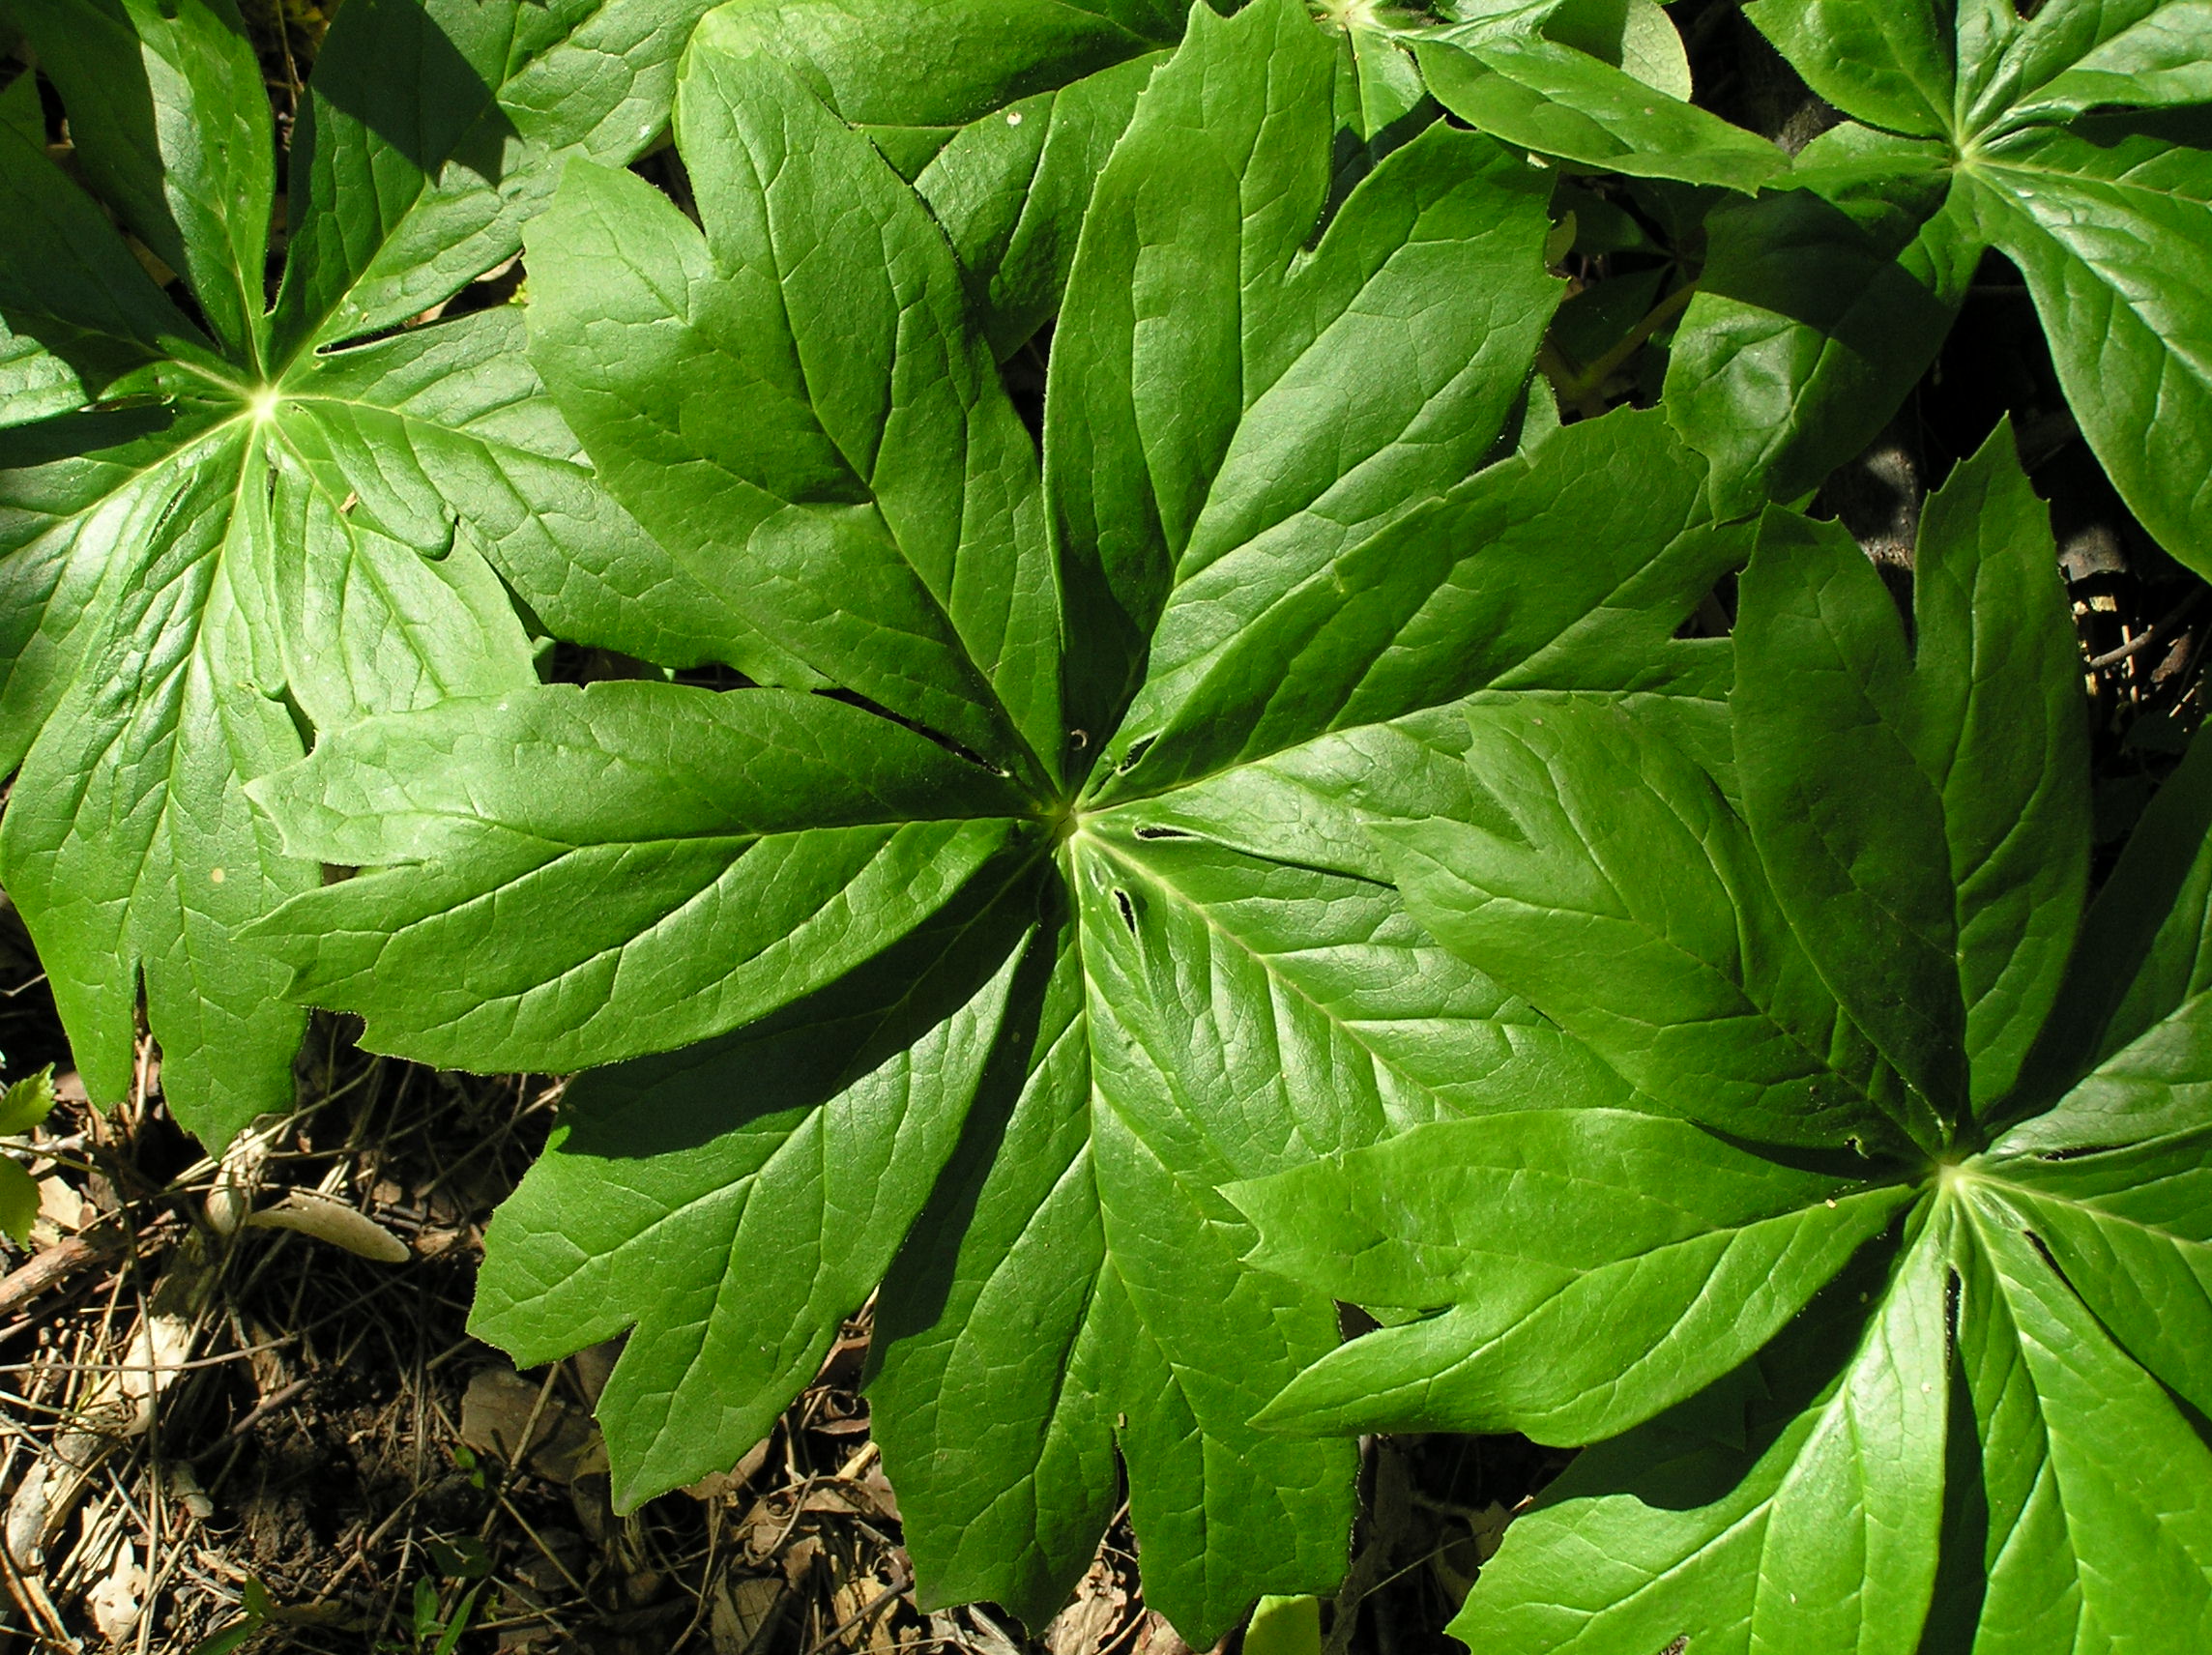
[0,0,709,1144]
[1247,433,2212,1652]
[247,0,1746,1635]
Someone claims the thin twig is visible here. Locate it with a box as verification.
[2086,588,2206,671]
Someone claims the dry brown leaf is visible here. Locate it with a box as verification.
[83,1535,146,1641]
[798,1484,872,1521]
[242,1190,409,1263]
[780,1534,824,1589]
[458,1366,605,1484]
[1045,1556,1132,1655]
[1130,1611,1207,1655]
[684,1435,772,1501]
[712,1573,787,1655]
[855,1465,901,1524]
[33,1169,88,1238]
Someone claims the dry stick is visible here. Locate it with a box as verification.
[0,1336,298,1385]
[801,1580,909,1655]
[188,1378,310,1462]
[0,1539,74,1654]
[308,1480,435,1607]
[669,1519,727,1654]
[2086,588,2207,672]
[0,1230,131,1321]
[125,1046,188,1655]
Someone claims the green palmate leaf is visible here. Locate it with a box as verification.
[1965,0,2206,128]
[1246,432,2212,1652]
[697,0,1193,358]
[692,0,1192,177]
[271,0,718,358]
[473,873,1039,1508]
[1963,117,2212,569]
[1739,0,1955,139]
[1231,1110,1913,1441]
[1723,0,2212,571]
[0,73,214,410]
[248,682,1024,1071]
[1046,12,1567,761]
[1413,35,1787,189]
[1453,1214,1952,1655]
[2002,2,2212,121]
[916,56,1163,361]
[0,0,713,1145]
[1949,1192,2212,1651]
[2031,722,2212,1087]
[1663,131,1978,513]
[248,0,1750,1634]
[1732,426,2088,1128]
[1380,700,1921,1152]
[1984,1082,2212,1417]
[522,52,1062,782]
[10,0,275,364]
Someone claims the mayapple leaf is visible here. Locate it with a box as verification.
[1730,0,2212,570]
[2030,715,2212,1089]
[1380,699,1922,1153]
[1246,426,2212,1651]
[1537,2,2212,556]
[1230,1109,1913,1442]
[0,0,713,1146]
[1965,0,2206,129]
[1950,1191,2212,1651]
[917,56,1164,360]
[1048,6,1564,767]
[1414,34,1787,190]
[521,50,1063,785]
[1962,118,2212,573]
[690,0,1192,178]
[250,0,1743,1635]
[1663,132,1977,515]
[1451,1215,1952,1655]
[2001,2,2212,122]
[247,682,1025,1073]
[1982,1090,2212,1419]
[9,0,276,365]
[1738,0,1955,139]
[472,873,1039,1508]
[1732,428,2089,1128]
[695,0,1192,360]
[271,0,720,358]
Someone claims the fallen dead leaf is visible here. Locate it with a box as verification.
[84,1535,146,1641]
[458,1366,606,1484]
[243,1190,410,1263]
[1046,1555,1132,1655]
[712,1572,786,1655]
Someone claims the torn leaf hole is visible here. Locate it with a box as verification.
[1117,736,1155,774]
[1112,889,1138,935]
[1132,826,1192,841]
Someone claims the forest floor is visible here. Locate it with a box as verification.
[0,975,1539,1655]
[3,0,2206,1649]
[0,450,2198,1651]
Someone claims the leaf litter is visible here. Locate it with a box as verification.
[0,2,2207,1650]
[0,949,1557,1652]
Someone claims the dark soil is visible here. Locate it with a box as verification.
[0,3,2202,1651]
